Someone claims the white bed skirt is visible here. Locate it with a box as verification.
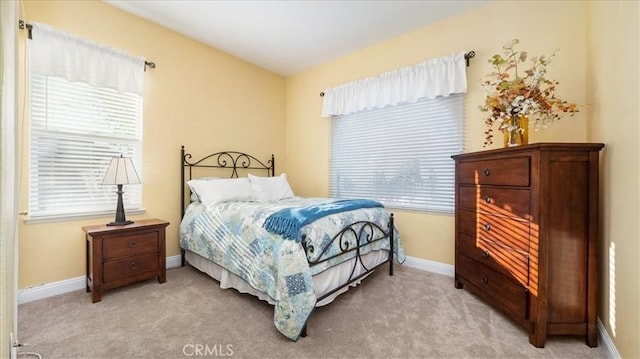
[185,249,389,307]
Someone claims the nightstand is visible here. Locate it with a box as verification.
[83,218,170,303]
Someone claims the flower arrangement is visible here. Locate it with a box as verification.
[480,39,579,146]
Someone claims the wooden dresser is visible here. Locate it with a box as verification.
[83,218,170,303]
[451,143,604,348]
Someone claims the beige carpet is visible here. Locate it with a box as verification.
[17,265,608,358]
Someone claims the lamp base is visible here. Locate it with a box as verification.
[106,220,134,226]
[108,184,133,226]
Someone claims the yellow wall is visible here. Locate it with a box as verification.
[286,1,638,357]
[18,0,285,287]
[586,1,640,357]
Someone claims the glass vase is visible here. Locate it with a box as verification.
[503,116,529,147]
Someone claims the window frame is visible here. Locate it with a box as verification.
[328,94,465,214]
[26,74,144,223]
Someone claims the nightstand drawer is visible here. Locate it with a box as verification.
[103,232,159,259]
[457,156,530,186]
[103,252,159,283]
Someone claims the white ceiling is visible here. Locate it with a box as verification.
[104,0,487,76]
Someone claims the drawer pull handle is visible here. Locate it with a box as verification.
[482,168,490,177]
[482,250,489,258]
[128,241,136,248]
[129,262,137,270]
[483,223,491,231]
[484,196,492,204]
[481,276,488,284]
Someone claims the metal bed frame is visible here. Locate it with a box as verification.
[180,145,395,337]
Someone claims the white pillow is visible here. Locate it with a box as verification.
[189,177,219,201]
[248,173,294,202]
[187,177,253,206]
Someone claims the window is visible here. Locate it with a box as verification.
[322,52,468,214]
[329,95,464,213]
[28,75,143,220]
[27,22,146,221]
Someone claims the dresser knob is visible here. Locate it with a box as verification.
[481,276,488,284]
[483,223,492,231]
[482,250,489,258]
[482,168,490,176]
[484,196,492,204]
[129,262,137,270]
[128,241,136,248]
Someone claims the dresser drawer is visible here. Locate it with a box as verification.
[457,232,529,286]
[459,186,531,220]
[456,255,528,320]
[457,157,530,186]
[103,252,159,283]
[458,209,530,252]
[103,231,159,259]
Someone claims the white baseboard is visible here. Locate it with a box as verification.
[18,255,182,304]
[18,275,86,305]
[598,318,621,358]
[402,255,455,277]
[17,254,620,359]
[166,254,182,269]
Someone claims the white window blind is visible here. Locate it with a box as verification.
[28,74,143,219]
[329,94,464,213]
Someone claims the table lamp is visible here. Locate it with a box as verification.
[101,155,140,226]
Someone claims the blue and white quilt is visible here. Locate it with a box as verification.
[179,197,405,341]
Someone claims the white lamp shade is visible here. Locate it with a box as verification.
[102,155,141,185]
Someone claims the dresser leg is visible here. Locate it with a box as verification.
[454,278,463,289]
[528,328,546,348]
[586,329,598,347]
[92,289,102,303]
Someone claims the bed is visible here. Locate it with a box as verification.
[179,146,405,341]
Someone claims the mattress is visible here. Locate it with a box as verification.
[185,248,389,307]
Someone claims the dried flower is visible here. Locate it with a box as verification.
[479,39,579,146]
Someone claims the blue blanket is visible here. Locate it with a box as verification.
[263,199,384,242]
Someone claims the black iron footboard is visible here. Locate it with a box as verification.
[299,215,395,337]
[303,215,395,302]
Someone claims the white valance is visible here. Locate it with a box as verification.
[29,22,146,96]
[321,52,468,117]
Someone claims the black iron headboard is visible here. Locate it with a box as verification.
[180,146,275,218]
